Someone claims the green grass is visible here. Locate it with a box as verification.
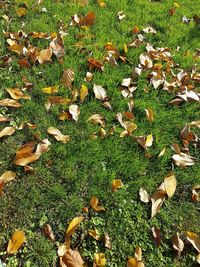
[0,0,200,266]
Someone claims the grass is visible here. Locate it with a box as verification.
[0,0,200,266]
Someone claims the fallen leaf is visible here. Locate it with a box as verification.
[79,11,96,26]
[88,58,104,71]
[145,108,154,122]
[0,127,15,138]
[6,88,30,100]
[42,85,59,94]
[0,171,16,183]
[164,172,176,197]
[61,69,75,89]
[47,127,70,143]
[145,134,153,147]
[139,188,150,203]
[80,84,88,102]
[112,179,123,191]
[117,11,125,20]
[7,230,25,254]
[93,84,108,101]
[172,232,184,257]
[172,153,195,167]
[186,231,200,252]
[43,224,55,242]
[104,233,112,249]
[88,229,101,240]
[0,98,21,108]
[16,7,27,17]
[192,185,200,202]
[90,196,105,212]
[0,115,10,123]
[133,25,140,34]
[69,104,80,122]
[37,48,52,64]
[151,189,166,218]
[152,227,161,247]
[66,216,84,238]
[62,249,84,267]
[93,253,106,267]
[87,114,105,127]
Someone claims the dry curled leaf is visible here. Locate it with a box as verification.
[47,127,70,143]
[0,98,21,108]
[7,230,25,254]
[88,229,101,240]
[145,108,154,122]
[69,104,80,122]
[87,114,105,127]
[43,224,55,242]
[172,153,195,167]
[172,232,184,257]
[0,171,16,183]
[6,88,30,100]
[104,233,112,249]
[186,231,200,252]
[66,216,84,238]
[112,179,123,191]
[93,253,106,267]
[61,249,84,267]
[151,189,166,218]
[139,188,150,203]
[192,185,200,202]
[90,196,105,212]
[37,48,52,64]
[0,126,15,138]
[88,58,104,71]
[152,227,161,247]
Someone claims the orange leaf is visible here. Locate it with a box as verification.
[79,11,96,26]
[90,196,105,212]
[7,230,25,254]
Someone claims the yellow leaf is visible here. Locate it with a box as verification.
[88,229,101,240]
[127,257,138,267]
[42,85,59,94]
[94,253,106,267]
[80,84,88,102]
[66,216,84,238]
[7,230,25,254]
[145,134,153,147]
[90,196,105,212]
[112,179,123,191]
[174,2,180,8]
[124,43,128,53]
[0,171,16,183]
[186,231,200,252]
[16,7,27,17]
[164,172,176,197]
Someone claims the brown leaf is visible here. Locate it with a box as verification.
[90,196,105,212]
[145,108,154,122]
[87,114,105,127]
[62,249,84,267]
[186,231,200,252]
[192,185,200,202]
[104,233,112,249]
[0,126,15,138]
[88,58,104,71]
[7,230,25,254]
[61,69,75,89]
[112,179,123,191]
[43,224,55,242]
[79,11,96,26]
[152,227,161,247]
[164,172,176,197]
[172,232,184,257]
[0,98,21,108]
[133,25,140,34]
[66,216,84,238]
[37,48,52,64]
[47,127,70,143]
[139,188,150,203]
[8,44,24,55]
[18,58,30,68]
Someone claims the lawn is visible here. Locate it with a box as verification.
[0,0,200,266]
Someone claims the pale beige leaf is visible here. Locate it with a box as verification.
[104,233,112,249]
[7,230,25,254]
[0,126,15,138]
[172,232,184,256]
[69,104,80,122]
[37,48,52,64]
[93,84,107,101]
[172,153,195,167]
[87,114,105,127]
[151,189,166,218]
[0,98,21,108]
[47,127,70,143]
[139,188,150,203]
[164,172,176,197]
